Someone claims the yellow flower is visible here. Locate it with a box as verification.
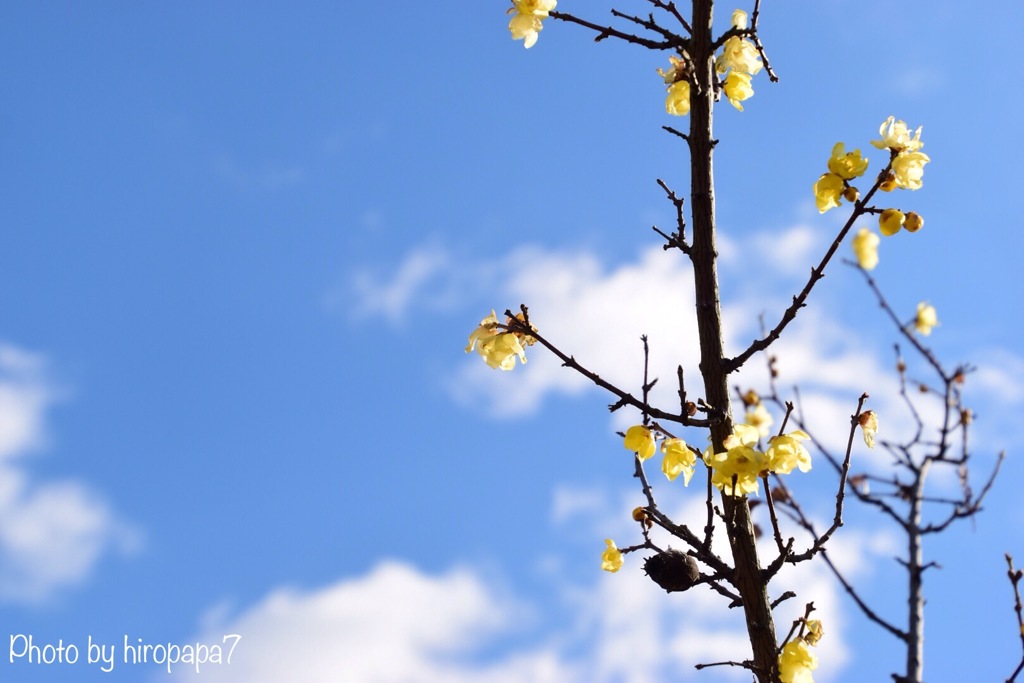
[624,425,657,461]
[892,149,930,190]
[766,430,812,474]
[657,55,686,84]
[813,173,845,213]
[705,424,767,496]
[804,620,825,646]
[879,208,904,236]
[483,333,527,370]
[665,80,691,116]
[871,116,923,153]
[507,0,556,49]
[914,302,938,335]
[826,142,869,180]
[466,310,500,352]
[745,402,773,438]
[661,438,696,485]
[466,311,529,369]
[724,71,754,110]
[903,211,924,233]
[858,410,878,449]
[731,9,748,29]
[601,539,624,573]
[779,637,818,683]
[852,228,880,270]
[715,35,763,76]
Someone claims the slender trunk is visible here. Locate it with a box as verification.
[689,1,778,680]
[905,464,928,683]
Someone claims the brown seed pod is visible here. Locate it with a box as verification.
[643,549,699,593]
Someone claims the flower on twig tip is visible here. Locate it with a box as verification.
[507,0,556,49]
[624,425,657,461]
[804,619,825,646]
[914,302,938,335]
[661,438,696,485]
[716,35,763,77]
[766,430,812,475]
[892,149,930,190]
[601,539,624,573]
[724,71,754,110]
[779,636,818,683]
[852,227,880,270]
[465,310,531,370]
[704,424,767,497]
[827,142,869,180]
[879,208,905,236]
[858,410,878,449]
[813,173,845,213]
[731,9,748,30]
[871,116,923,153]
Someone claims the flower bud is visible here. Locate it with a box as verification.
[903,211,924,233]
[879,208,904,236]
[879,172,898,192]
[843,186,860,202]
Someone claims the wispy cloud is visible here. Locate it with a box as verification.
[0,343,140,603]
[342,245,454,325]
[351,230,1024,454]
[212,155,305,191]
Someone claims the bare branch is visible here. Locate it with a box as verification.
[725,163,893,373]
[503,309,718,428]
[549,10,683,49]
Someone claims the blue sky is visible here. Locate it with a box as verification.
[1,1,1022,681]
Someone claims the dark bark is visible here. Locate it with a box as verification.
[689,1,778,680]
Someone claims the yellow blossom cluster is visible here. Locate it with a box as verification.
[507,0,556,49]
[813,142,870,213]
[715,10,762,110]
[703,423,811,497]
[624,426,698,485]
[872,116,930,236]
[465,310,537,370]
[657,55,692,116]
[658,9,762,115]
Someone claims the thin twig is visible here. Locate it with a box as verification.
[725,163,892,373]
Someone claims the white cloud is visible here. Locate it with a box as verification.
[0,343,139,603]
[165,491,897,682]
[162,561,576,683]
